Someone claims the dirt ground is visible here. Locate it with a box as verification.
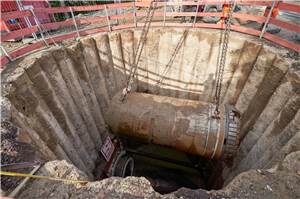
[0,97,39,194]
[15,158,300,199]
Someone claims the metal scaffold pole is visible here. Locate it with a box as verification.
[70,7,80,39]
[105,5,112,32]
[260,1,276,39]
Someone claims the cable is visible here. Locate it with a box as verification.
[0,171,89,184]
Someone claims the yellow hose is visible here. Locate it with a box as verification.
[0,171,89,184]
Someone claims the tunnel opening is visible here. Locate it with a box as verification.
[93,134,227,194]
[1,28,299,197]
[124,142,210,194]
[97,90,240,193]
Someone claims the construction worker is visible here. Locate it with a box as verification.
[0,19,10,34]
[217,3,230,24]
[260,2,281,33]
[264,3,280,19]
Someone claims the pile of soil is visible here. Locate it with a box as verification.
[16,157,300,199]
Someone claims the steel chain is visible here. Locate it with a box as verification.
[121,0,157,101]
[214,1,236,116]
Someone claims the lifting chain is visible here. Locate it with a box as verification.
[214,0,236,117]
[120,0,157,101]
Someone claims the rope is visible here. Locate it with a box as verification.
[0,171,89,184]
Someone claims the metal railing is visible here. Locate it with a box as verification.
[1,0,299,67]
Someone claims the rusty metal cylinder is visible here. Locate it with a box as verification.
[105,92,240,159]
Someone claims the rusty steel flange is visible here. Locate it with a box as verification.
[222,105,240,158]
[111,151,134,177]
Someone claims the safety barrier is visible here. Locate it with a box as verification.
[1,0,299,67]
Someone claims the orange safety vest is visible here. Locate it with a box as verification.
[264,6,280,18]
[0,19,9,32]
[223,4,230,14]
[221,3,230,20]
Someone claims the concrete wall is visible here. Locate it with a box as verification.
[2,28,299,179]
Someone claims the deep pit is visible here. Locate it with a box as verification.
[1,28,299,198]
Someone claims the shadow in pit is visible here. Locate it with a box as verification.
[118,137,227,194]
[61,34,237,192]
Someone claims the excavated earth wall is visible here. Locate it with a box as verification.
[1,27,299,198]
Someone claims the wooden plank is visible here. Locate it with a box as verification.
[10,41,45,59]
[278,2,300,13]
[232,13,265,24]
[135,0,273,7]
[1,56,9,67]
[33,7,70,14]
[1,27,38,42]
[1,0,292,22]
[269,18,300,33]
[33,2,133,14]
[2,27,109,64]
[264,32,300,52]
[110,13,134,20]
[78,16,106,24]
[1,10,32,20]
[41,20,75,30]
[2,4,299,68]
[106,2,133,9]
[231,25,261,37]
[72,5,105,12]
[112,24,135,31]
[77,26,108,36]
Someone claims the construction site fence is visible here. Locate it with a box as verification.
[1,0,299,67]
